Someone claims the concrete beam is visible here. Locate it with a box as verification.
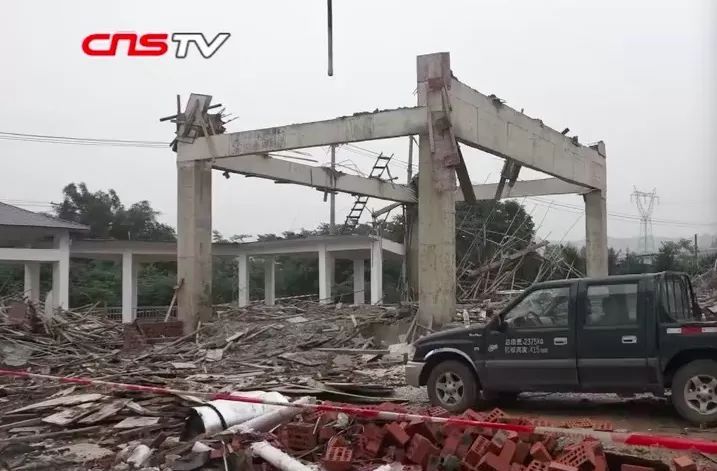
[214,154,416,203]
[178,107,427,162]
[0,248,63,262]
[455,178,590,202]
[448,77,606,191]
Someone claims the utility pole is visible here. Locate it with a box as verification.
[329,144,336,234]
[694,233,699,273]
[630,187,659,254]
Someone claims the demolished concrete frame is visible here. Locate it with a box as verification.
[175,52,607,332]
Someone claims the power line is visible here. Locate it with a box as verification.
[0,131,168,148]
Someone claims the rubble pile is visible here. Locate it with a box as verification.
[694,267,717,320]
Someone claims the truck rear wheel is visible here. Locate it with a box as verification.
[671,359,717,425]
[427,360,478,413]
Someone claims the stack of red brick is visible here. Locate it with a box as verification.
[268,403,703,471]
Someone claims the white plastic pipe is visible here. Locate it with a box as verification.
[225,396,314,434]
[250,441,314,471]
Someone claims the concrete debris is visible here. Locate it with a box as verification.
[0,299,714,470]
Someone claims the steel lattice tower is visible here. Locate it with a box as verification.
[631,187,659,254]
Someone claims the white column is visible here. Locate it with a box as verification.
[585,189,608,277]
[370,239,383,305]
[318,245,334,304]
[177,158,213,333]
[353,259,366,305]
[122,252,139,323]
[23,262,41,303]
[417,52,457,328]
[237,253,249,307]
[51,232,70,311]
[264,256,275,306]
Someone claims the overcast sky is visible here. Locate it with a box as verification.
[1,0,715,247]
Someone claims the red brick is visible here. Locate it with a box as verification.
[510,465,526,471]
[455,432,476,458]
[427,406,451,418]
[464,436,492,467]
[384,422,410,446]
[406,433,440,467]
[490,430,510,454]
[530,443,552,463]
[375,402,409,414]
[406,419,439,442]
[673,456,697,471]
[322,447,352,471]
[499,440,517,464]
[564,418,593,429]
[592,421,614,432]
[513,441,531,465]
[442,432,462,457]
[478,452,510,471]
[525,460,550,471]
[282,423,316,450]
[620,465,655,471]
[555,444,591,470]
[543,434,558,453]
[318,424,337,443]
[485,408,508,423]
[548,462,577,471]
[358,423,385,457]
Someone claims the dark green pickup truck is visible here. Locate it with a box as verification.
[406,272,717,424]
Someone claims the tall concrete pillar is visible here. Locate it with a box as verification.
[51,232,70,311]
[318,245,334,304]
[177,159,213,333]
[237,253,249,307]
[121,252,139,323]
[584,189,608,277]
[370,240,383,305]
[353,259,366,305]
[264,256,275,306]
[404,203,419,302]
[416,52,457,328]
[24,262,41,303]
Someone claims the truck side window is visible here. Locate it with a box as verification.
[661,277,695,322]
[504,287,570,328]
[585,283,638,326]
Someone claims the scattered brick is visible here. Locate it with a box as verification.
[282,422,316,450]
[322,446,352,471]
[513,441,531,465]
[441,432,462,457]
[499,439,517,464]
[358,423,385,457]
[406,419,439,442]
[555,443,591,469]
[427,406,451,418]
[510,464,527,471]
[548,462,578,471]
[406,433,439,467]
[485,408,508,423]
[385,422,410,446]
[530,442,552,463]
[673,456,697,471]
[478,452,509,471]
[592,421,614,432]
[526,460,550,471]
[464,436,492,467]
[490,430,511,454]
[620,465,656,471]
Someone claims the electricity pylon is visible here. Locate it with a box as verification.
[631,187,659,254]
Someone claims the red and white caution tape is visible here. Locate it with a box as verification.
[0,369,715,454]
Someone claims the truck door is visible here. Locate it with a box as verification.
[576,279,651,390]
[482,284,578,391]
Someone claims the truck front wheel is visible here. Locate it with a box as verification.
[672,359,717,425]
[427,360,478,413]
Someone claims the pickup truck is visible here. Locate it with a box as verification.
[406,271,717,424]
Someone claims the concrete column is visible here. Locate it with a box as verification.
[237,253,249,307]
[121,252,139,323]
[318,245,334,304]
[404,203,419,302]
[51,232,70,311]
[416,52,457,328]
[177,158,213,333]
[353,259,366,305]
[584,189,608,277]
[264,256,275,306]
[370,240,383,305]
[23,262,41,303]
